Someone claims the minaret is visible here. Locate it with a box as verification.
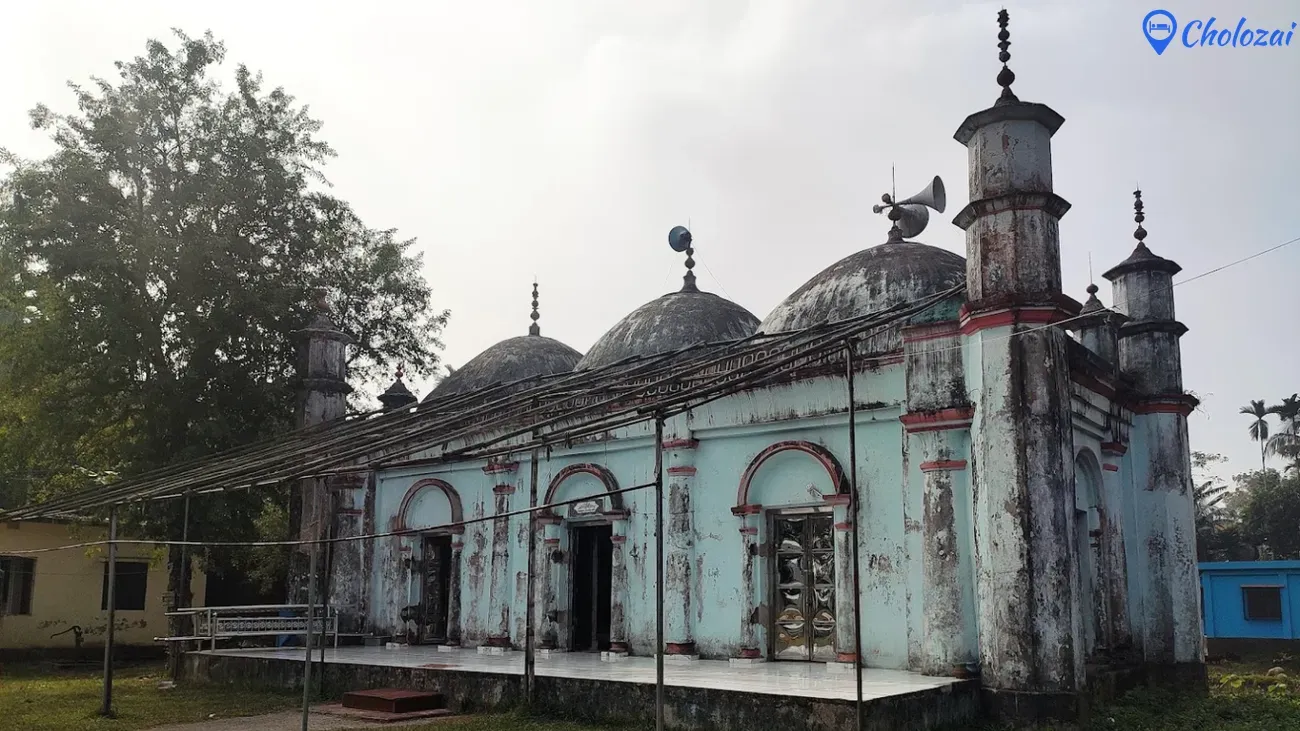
[953,11,1082,719]
[1102,190,1203,681]
[1072,283,1125,367]
[290,287,354,604]
[378,365,418,411]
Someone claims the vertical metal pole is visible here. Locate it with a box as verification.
[180,494,191,607]
[845,341,865,730]
[100,507,118,717]
[653,416,665,731]
[301,525,319,731]
[525,449,539,705]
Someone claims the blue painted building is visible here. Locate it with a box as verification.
[1200,561,1300,640]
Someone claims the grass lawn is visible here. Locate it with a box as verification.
[0,661,298,731]
[3,654,1300,731]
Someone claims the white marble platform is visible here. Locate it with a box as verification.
[198,645,960,702]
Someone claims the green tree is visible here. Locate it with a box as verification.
[0,31,446,603]
[1238,469,1300,560]
[1240,400,1272,471]
[1192,451,1246,561]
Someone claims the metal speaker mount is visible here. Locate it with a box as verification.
[872,175,946,240]
[668,225,693,252]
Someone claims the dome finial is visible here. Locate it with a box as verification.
[668,225,699,293]
[996,9,1019,105]
[529,280,541,336]
[1133,187,1148,245]
[313,286,330,312]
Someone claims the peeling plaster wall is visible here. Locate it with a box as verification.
[363,364,933,669]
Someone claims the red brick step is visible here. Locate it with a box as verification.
[341,688,445,714]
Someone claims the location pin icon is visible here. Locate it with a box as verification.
[1143,10,1177,55]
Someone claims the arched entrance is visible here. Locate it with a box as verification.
[1074,450,1106,656]
[734,440,852,663]
[536,463,628,653]
[396,478,465,645]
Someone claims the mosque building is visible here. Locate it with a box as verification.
[299,11,1206,715]
[5,10,1204,722]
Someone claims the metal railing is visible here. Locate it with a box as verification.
[159,604,339,651]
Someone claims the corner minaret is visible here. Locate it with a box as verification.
[1072,283,1125,367]
[1103,190,1204,681]
[378,365,418,411]
[953,10,1083,719]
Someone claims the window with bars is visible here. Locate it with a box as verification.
[101,561,149,611]
[0,556,36,615]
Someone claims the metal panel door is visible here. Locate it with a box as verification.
[420,535,452,643]
[771,513,836,662]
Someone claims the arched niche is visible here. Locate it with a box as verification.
[1074,448,1103,513]
[544,463,624,519]
[736,441,849,509]
[396,478,465,533]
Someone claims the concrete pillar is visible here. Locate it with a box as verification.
[731,505,762,660]
[1098,442,1132,651]
[289,287,354,605]
[952,47,1082,716]
[447,534,464,646]
[662,435,699,658]
[534,516,561,649]
[483,460,519,650]
[609,515,630,656]
[1103,206,1204,681]
[325,471,372,633]
[829,498,857,666]
[901,320,979,677]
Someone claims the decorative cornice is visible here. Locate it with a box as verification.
[952,191,1072,231]
[954,100,1065,145]
[1072,370,1118,400]
[900,407,975,433]
[667,466,697,476]
[959,303,1074,336]
[1100,441,1128,456]
[662,438,700,450]
[492,484,516,495]
[1130,394,1199,417]
[902,320,962,345]
[739,526,758,536]
[1116,319,1188,340]
[920,460,968,472]
[730,504,763,516]
[482,460,520,475]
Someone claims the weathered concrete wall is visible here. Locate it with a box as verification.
[366,364,944,669]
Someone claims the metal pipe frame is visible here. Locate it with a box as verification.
[99,507,118,717]
[653,416,665,731]
[846,341,866,729]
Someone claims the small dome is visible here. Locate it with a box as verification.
[426,335,582,400]
[576,290,760,370]
[760,241,966,334]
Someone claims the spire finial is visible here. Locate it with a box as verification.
[528,281,541,336]
[668,226,699,293]
[312,286,329,312]
[1133,188,1148,245]
[996,9,1018,104]
[395,363,405,380]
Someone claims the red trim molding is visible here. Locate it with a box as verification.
[610,535,627,544]
[667,466,697,476]
[665,642,697,656]
[1072,370,1118,400]
[736,648,762,659]
[959,304,1072,336]
[543,463,624,516]
[492,484,515,495]
[731,504,763,517]
[482,460,519,475]
[1102,464,1120,472]
[902,321,961,345]
[920,459,968,472]
[736,441,849,508]
[900,407,975,434]
[395,478,466,532]
[833,521,853,531]
[836,652,858,664]
[483,636,512,648]
[739,527,758,535]
[662,438,700,450]
[1131,395,1199,417]
[543,538,560,546]
[1100,441,1128,456]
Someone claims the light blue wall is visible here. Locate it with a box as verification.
[1200,562,1300,639]
[366,365,947,669]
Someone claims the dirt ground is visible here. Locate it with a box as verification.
[148,708,446,731]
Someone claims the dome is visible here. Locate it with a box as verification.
[759,241,966,334]
[425,282,582,400]
[575,280,760,371]
[426,335,582,399]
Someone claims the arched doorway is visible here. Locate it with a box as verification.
[396,478,465,645]
[735,440,852,663]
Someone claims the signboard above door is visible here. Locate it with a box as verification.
[569,499,603,518]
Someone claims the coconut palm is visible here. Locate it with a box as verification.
[1266,394,1300,470]
[1241,400,1271,470]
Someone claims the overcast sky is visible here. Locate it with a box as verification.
[2,0,1296,480]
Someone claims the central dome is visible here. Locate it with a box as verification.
[760,241,966,333]
[427,335,582,399]
[576,288,760,371]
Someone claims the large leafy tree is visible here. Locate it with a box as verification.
[0,31,446,600]
[1238,469,1300,560]
[1266,394,1300,473]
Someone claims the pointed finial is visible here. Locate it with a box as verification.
[1133,188,1148,244]
[312,286,330,312]
[996,9,1018,104]
[682,244,698,292]
[528,281,541,336]
[396,363,405,380]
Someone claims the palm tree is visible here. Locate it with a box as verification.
[1266,394,1300,470]
[1241,400,1271,471]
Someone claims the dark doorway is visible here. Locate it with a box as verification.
[419,535,453,644]
[770,511,837,662]
[569,523,613,652]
